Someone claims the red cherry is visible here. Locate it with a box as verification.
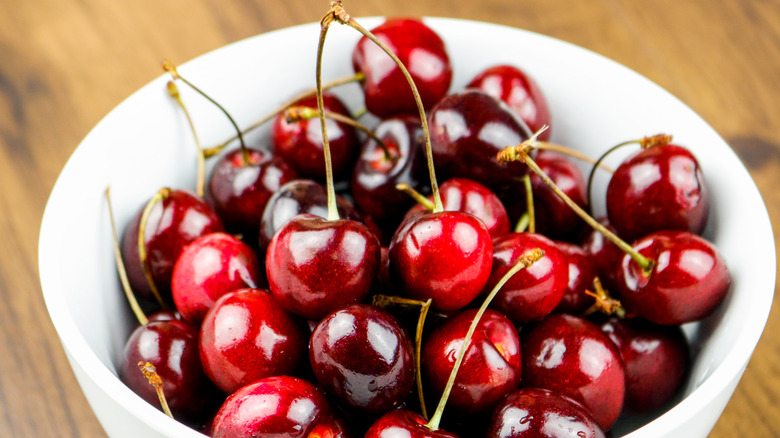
[616,230,730,325]
[553,241,599,315]
[309,304,415,413]
[389,210,493,312]
[580,217,624,293]
[486,388,605,438]
[199,288,308,394]
[266,214,381,320]
[422,308,521,413]
[352,18,452,118]
[171,232,262,324]
[466,64,551,142]
[272,92,359,180]
[521,313,625,431]
[364,410,459,438]
[211,376,349,438]
[485,233,568,324]
[606,144,709,242]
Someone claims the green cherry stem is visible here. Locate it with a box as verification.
[523,174,535,234]
[137,188,171,309]
[426,248,544,430]
[315,8,339,221]
[396,183,434,211]
[166,81,206,197]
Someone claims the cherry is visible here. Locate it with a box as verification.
[606,144,709,242]
[364,410,459,438]
[485,232,568,324]
[205,147,297,235]
[521,313,625,431]
[352,18,452,118]
[422,308,521,414]
[598,316,689,412]
[199,288,309,394]
[428,90,532,191]
[272,92,360,180]
[553,241,599,315]
[579,217,623,293]
[616,230,730,325]
[466,64,551,142]
[211,376,349,438]
[121,188,224,306]
[309,303,415,413]
[486,388,605,438]
[527,150,587,239]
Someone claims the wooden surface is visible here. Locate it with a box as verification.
[2,0,778,436]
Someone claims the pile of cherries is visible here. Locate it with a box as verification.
[108,3,731,437]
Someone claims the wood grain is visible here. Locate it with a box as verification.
[1,0,778,436]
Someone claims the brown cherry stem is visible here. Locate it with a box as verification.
[105,187,149,326]
[426,248,544,430]
[315,6,340,221]
[162,59,252,165]
[582,277,626,318]
[166,81,206,197]
[396,183,434,211]
[138,361,174,419]
[328,1,444,213]
[522,174,535,234]
[137,188,171,308]
[536,141,613,173]
[498,127,655,277]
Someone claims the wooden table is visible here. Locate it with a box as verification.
[2,0,777,436]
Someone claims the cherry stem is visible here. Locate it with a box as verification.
[514,212,530,233]
[138,361,174,419]
[396,183,434,211]
[167,81,206,197]
[427,248,544,430]
[582,277,626,318]
[536,141,613,173]
[498,127,655,276]
[329,1,443,213]
[138,188,171,309]
[162,60,252,166]
[105,188,149,326]
[523,174,535,234]
[285,106,392,159]
[315,9,340,221]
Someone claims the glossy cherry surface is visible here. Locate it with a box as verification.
[272,92,359,180]
[606,144,709,242]
[121,188,224,304]
[389,210,493,312]
[266,214,381,320]
[310,304,415,413]
[211,375,349,438]
[171,232,262,323]
[199,288,308,394]
[423,308,521,413]
[528,150,587,239]
[119,320,214,423]
[486,233,568,324]
[598,316,689,412]
[364,410,459,438]
[553,241,598,315]
[428,90,531,191]
[521,313,625,431]
[466,64,551,142]
[486,388,605,438]
[352,18,452,118]
[617,230,730,325]
[580,217,623,293]
[206,147,297,235]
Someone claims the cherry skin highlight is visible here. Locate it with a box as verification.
[553,241,599,315]
[364,409,459,438]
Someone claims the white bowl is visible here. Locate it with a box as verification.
[39,17,775,438]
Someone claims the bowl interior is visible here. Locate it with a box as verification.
[39,17,775,437]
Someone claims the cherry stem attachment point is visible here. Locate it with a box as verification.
[167,81,206,197]
[138,188,171,309]
[426,248,545,430]
[582,277,626,318]
[138,361,174,419]
[396,183,434,211]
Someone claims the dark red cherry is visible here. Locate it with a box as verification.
[199,288,308,394]
[309,304,415,413]
[171,232,262,324]
[121,188,224,305]
[352,18,452,118]
[466,64,551,142]
[272,92,359,180]
[553,241,599,315]
[606,144,709,242]
[266,214,381,320]
[211,376,349,438]
[580,217,624,293]
[351,116,427,229]
[389,210,493,312]
[205,147,297,235]
[530,150,587,239]
[616,230,730,325]
[485,233,568,324]
[406,178,511,239]
[598,316,689,412]
[428,90,532,191]
[119,320,215,423]
[521,313,625,431]
[423,308,521,413]
[364,410,459,438]
[486,388,605,438]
